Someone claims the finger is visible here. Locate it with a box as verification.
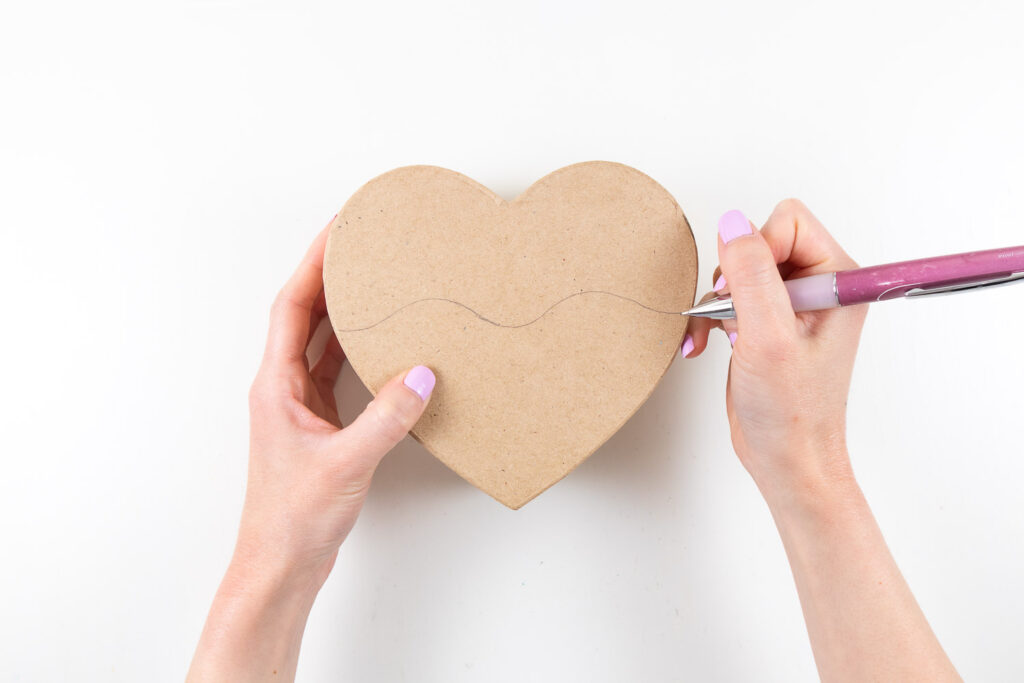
[306,289,328,347]
[263,220,333,369]
[333,366,435,475]
[721,316,738,349]
[681,291,723,358]
[760,199,858,276]
[711,266,725,292]
[717,209,797,340]
[311,333,346,394]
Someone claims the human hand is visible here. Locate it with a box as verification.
[682,200,866,501]
[188,221,435,682]
[680,203,961,682]
[236,221,436,590]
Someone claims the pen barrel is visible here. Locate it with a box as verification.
[835,245,1024,306]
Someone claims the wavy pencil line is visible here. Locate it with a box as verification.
[334,290,688,332]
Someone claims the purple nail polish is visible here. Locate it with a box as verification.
[713,274,726,292]
[681,335,695,358]
[404,365,435,401]
[728,331,737,347]
[718,210,752,244]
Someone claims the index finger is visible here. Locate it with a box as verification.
[760,199,858,277]
[262,218,334,369]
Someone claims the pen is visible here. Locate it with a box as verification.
[683,244,1024,320]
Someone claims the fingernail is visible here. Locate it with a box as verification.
[681,335,695,358]
[718,210,752,244]
[728,331,738,347]
[403,365,435,401]
[713,274,727,292]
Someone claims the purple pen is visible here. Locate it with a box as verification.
[683,245,1024,320]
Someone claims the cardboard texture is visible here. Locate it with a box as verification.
[323,162,698,508]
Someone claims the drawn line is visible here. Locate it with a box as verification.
[335,290,688,332]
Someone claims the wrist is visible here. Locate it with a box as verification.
[223,542,329,609]
[751,442,861,521]
[188,546,324,682]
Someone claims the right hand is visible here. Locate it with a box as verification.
[682,199,867,500]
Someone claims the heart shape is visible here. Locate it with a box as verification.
[324,162,697,508]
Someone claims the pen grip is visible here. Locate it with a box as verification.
[784,272,840,312]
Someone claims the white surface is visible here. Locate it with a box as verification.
[2,1,1023,680]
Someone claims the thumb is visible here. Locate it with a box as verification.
[716,209,796,339]
[335,365,435,471]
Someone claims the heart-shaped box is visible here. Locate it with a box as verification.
[324,162,697,508]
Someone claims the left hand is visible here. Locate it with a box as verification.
[188,220,435,682]
[237,221,436,588]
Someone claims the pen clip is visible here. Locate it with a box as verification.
[904,271,1024,298]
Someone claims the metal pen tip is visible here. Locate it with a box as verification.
[681,295,737,320]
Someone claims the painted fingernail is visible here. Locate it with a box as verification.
[404,365,435,401]
[728,331,738,347]
[713,274,727,292]
[718,210,752,244]
[681,335,695,358]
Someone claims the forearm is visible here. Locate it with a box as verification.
[761,455,959,683]
[186,555,321,682]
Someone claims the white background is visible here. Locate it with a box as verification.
[2,1,1023,680]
